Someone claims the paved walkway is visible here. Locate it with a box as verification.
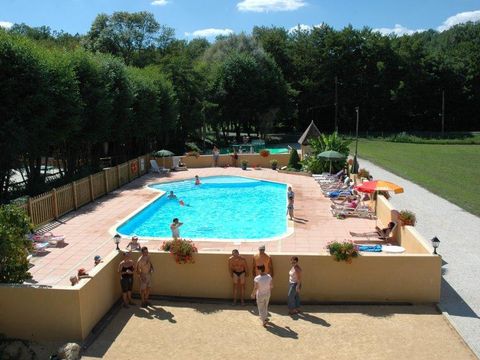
[361,158,480,357]
[81,301,476,360]
[28,168,376,286]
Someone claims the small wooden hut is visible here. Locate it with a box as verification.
[297,121,321,159]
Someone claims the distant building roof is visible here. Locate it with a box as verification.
[298,121,321,145]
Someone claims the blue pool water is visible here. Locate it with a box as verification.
[117,176,288,240]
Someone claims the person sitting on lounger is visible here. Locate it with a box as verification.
[349,221,396,239]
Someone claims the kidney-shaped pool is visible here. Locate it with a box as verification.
[116,176,289,241]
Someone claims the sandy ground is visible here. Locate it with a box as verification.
[81,301,476,360]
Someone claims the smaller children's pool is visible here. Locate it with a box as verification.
[116,176,288,240]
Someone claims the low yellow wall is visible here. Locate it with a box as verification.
[78,251,123,339]
[375,195,430,254]
[179,154,290,169]
[0,286,82,341]
[0,249,440,342]
[128,251,440,303]
[0,251,122,342]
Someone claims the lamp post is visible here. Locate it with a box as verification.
[352,106,360,174]
[431,236,440,255]
[113,234,121,251]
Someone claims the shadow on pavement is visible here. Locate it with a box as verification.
[440,278,479,319]
[264,323,298,339]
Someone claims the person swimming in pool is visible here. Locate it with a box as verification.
[167,191,177,199]
[195,175,201,185]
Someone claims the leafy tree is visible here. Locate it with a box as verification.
[84,11,174,66]
[0,205,33,283]
[288,149,302,170]
[301,133,351,173]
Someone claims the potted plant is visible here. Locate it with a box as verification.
[326,241,359,263]
[185,151,199,158]
[399,210,416,226]
[270,159,278,170]
[241,159,248,170]
[358,168,370,180]
[259,149,270,158]
[161,238,198,264]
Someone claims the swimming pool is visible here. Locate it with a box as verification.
[116,176,288,241]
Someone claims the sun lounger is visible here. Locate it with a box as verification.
[171,156,188,171]
[32,241,49,256]
[349,222,397,241]
[150,160,170,175]
[42,232,66,247]
[331,202,376,219]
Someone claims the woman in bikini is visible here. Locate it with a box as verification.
[118,251,135,308]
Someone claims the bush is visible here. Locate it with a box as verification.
[326,241,359,263]
[358,168,370,179]
[0,205,33,283]
[161,238,198,264]
[399,210,416,226]
[288,149,301,170]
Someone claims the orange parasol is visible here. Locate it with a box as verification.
[355,180,404,194]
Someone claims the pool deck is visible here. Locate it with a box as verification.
[28,167,377,286]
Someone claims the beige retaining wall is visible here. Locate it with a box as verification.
[0,252,122,342]
[0,249,440,342]
[128,251,440,304]
[177,153,290,169]
[376,195,431,254]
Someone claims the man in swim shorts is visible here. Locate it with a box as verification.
[136,246,154,308]
[253,245,274,277]
[228,249,248,305]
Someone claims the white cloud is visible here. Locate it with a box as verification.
[185,28,234,38]
[288,23,323,33]
[0,21,13,29]
[237,0,306,13]
[437,10,480,32]
[151,0,168,6]
[373,24,425,36]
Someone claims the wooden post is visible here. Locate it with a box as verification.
[27,197,33,220]
[116,165,121,188]
[52,188,59,219]
[128,161,132,182]
[138,157,142,176]
[89,175,94,201]
[72,182,78,209]
[104,169,109,193]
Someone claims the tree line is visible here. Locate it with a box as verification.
[1,12,479,201]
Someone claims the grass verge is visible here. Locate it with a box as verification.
[351,139,480,217]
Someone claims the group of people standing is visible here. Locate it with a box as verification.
[229,245,302,326]
[118,246,154,308]
[118,244,302,325]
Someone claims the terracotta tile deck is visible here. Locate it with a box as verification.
[28,168,377,286]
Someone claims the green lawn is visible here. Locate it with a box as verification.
[351,140,480,217]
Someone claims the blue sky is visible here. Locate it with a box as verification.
[1,0,480,39]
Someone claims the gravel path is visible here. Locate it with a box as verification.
[360,158,480,357]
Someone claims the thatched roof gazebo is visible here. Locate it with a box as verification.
[298,121,321,159]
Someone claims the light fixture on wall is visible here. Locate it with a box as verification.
[113,234,121,251]
[431,236,440,255]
